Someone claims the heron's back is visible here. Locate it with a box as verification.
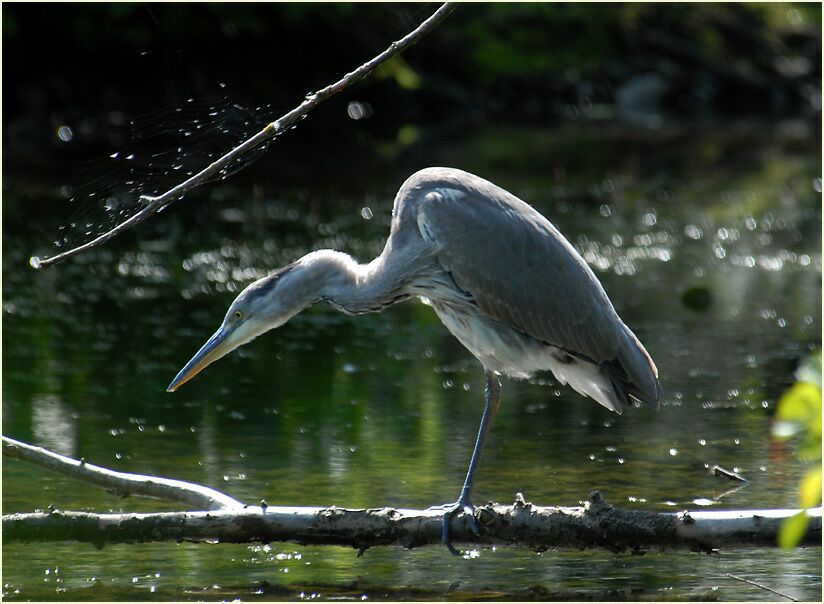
[394,167,662,413]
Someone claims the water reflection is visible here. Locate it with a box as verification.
[2,122,821,600]
[31,394,77,457]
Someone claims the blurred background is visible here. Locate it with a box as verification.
[3,3,821,601]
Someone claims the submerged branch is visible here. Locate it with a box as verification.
[32,2,457,269]
[2,435,243,511]
[725,573,798,602]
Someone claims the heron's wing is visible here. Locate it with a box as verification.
[417,179,660,407]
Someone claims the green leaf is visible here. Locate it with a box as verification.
[776,382,822,423]
[800,466,822,508]
[779,511,810,549]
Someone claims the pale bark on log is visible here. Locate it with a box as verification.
[4,497,821,551]
[4,435,821,551]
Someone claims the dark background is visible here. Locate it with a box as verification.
[4,2,821,167]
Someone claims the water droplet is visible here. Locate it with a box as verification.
[347,101,372,120]
[29,256,42,269]
[360,207,373,220]
[669,448,678,456]
[56,125,73,142]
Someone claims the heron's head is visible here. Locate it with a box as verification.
[167,264,307,392]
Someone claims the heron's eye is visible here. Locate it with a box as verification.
[234,310,243,320]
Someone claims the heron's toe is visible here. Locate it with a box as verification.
[439,499,479,555]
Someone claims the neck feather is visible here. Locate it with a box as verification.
[297,250,411,315]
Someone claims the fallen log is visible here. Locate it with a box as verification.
[4,435,821,552]
[4,495,822,552]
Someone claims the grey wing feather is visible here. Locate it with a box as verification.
[411,170,661,408]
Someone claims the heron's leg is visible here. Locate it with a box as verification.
[439,370,502,555]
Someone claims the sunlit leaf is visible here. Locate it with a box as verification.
[778,511,810,549]
[775,382,822,427]
[800,467,822,508]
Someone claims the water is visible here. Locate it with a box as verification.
[2,121,821,600]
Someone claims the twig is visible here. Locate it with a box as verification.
[725,573,798,602]
[2,435,243,511]
[32,3,457,269]
[712,464,748,482]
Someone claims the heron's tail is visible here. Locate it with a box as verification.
[602,326,663,412]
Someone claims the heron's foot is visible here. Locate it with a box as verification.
[427,499,480,555]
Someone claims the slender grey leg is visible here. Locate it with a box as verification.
[440,370,502,555]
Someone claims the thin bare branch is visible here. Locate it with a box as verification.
[2,436,243,511]
[725,573,798,602]
[33,2,458,269]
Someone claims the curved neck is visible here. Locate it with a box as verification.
[297,249,412,315]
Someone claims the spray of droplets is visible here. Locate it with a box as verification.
[53,89,282,253]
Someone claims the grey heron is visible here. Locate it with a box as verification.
[167,167,662,554]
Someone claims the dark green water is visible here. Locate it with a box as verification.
[3,121,821,600]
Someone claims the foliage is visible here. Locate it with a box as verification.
[773,352,822,548]
[3,2,820,131]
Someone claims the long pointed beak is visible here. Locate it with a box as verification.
[167,325,234,392]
